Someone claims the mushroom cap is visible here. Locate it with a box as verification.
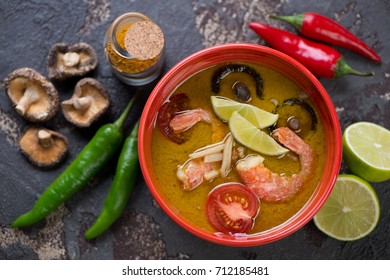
[19,126,68,167]
[4,68,59,122]
[61,78,110,127]
[47,42,98,80]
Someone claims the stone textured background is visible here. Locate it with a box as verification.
[0,0,389,259]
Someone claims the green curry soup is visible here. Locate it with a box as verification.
[151,62,326,234]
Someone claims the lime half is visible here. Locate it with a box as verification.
[229,111,288,156]
[211,96,278,128]
[343,122,390,182]
[313,174,380,241]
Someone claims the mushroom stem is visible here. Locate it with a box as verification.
[63,52,80,67]
[73,96,93,111]
[15,86,40,116]
[37,129,54,148]
[62,96,93,112]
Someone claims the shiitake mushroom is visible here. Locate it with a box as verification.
[211,63,263,100]
[271,98,318,137]
[61,78,110,127]
[19,126,68,167]
[4,68,59,122]
[47,42,98,80]
[232,81,251,102]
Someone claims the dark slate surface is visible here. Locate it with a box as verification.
[0,0,389,260]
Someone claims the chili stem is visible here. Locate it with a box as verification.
[130,120,140,138]
[113,92,139,130]
[335,57,374,77]
[269,14,304,30]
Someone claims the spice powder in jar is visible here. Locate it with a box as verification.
[104,13,165,86]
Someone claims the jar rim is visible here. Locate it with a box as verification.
[111,12,152,59]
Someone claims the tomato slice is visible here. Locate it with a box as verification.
[157,93,190,144]
[206,183,260,234]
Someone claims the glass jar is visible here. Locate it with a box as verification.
[104,12,165,86]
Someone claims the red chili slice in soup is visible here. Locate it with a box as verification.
[206,183,260,234]
[157,93,190,144]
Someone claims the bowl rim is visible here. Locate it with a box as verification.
[139,43,342,246]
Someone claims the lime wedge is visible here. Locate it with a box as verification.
[313,174,380,241]
[343,122,390,182]
[229,111,288,156]
[211,96,278,128]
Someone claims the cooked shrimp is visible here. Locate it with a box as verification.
[177,159,218,191]
[169,108,212,133]
[177,133,234,190]
[236,127,314,202]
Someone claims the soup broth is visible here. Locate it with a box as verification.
[151,62,326,234]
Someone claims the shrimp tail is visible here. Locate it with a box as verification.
[272,127,305,154]
[273,127,314,177]
[169,109,212,133]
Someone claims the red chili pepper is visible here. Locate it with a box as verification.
[270,12,381,62]
[249,22,373,78]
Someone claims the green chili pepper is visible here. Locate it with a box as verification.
[84,121,139,239]
[11,95,138,228]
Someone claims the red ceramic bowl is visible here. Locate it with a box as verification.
[139,43,342,246]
